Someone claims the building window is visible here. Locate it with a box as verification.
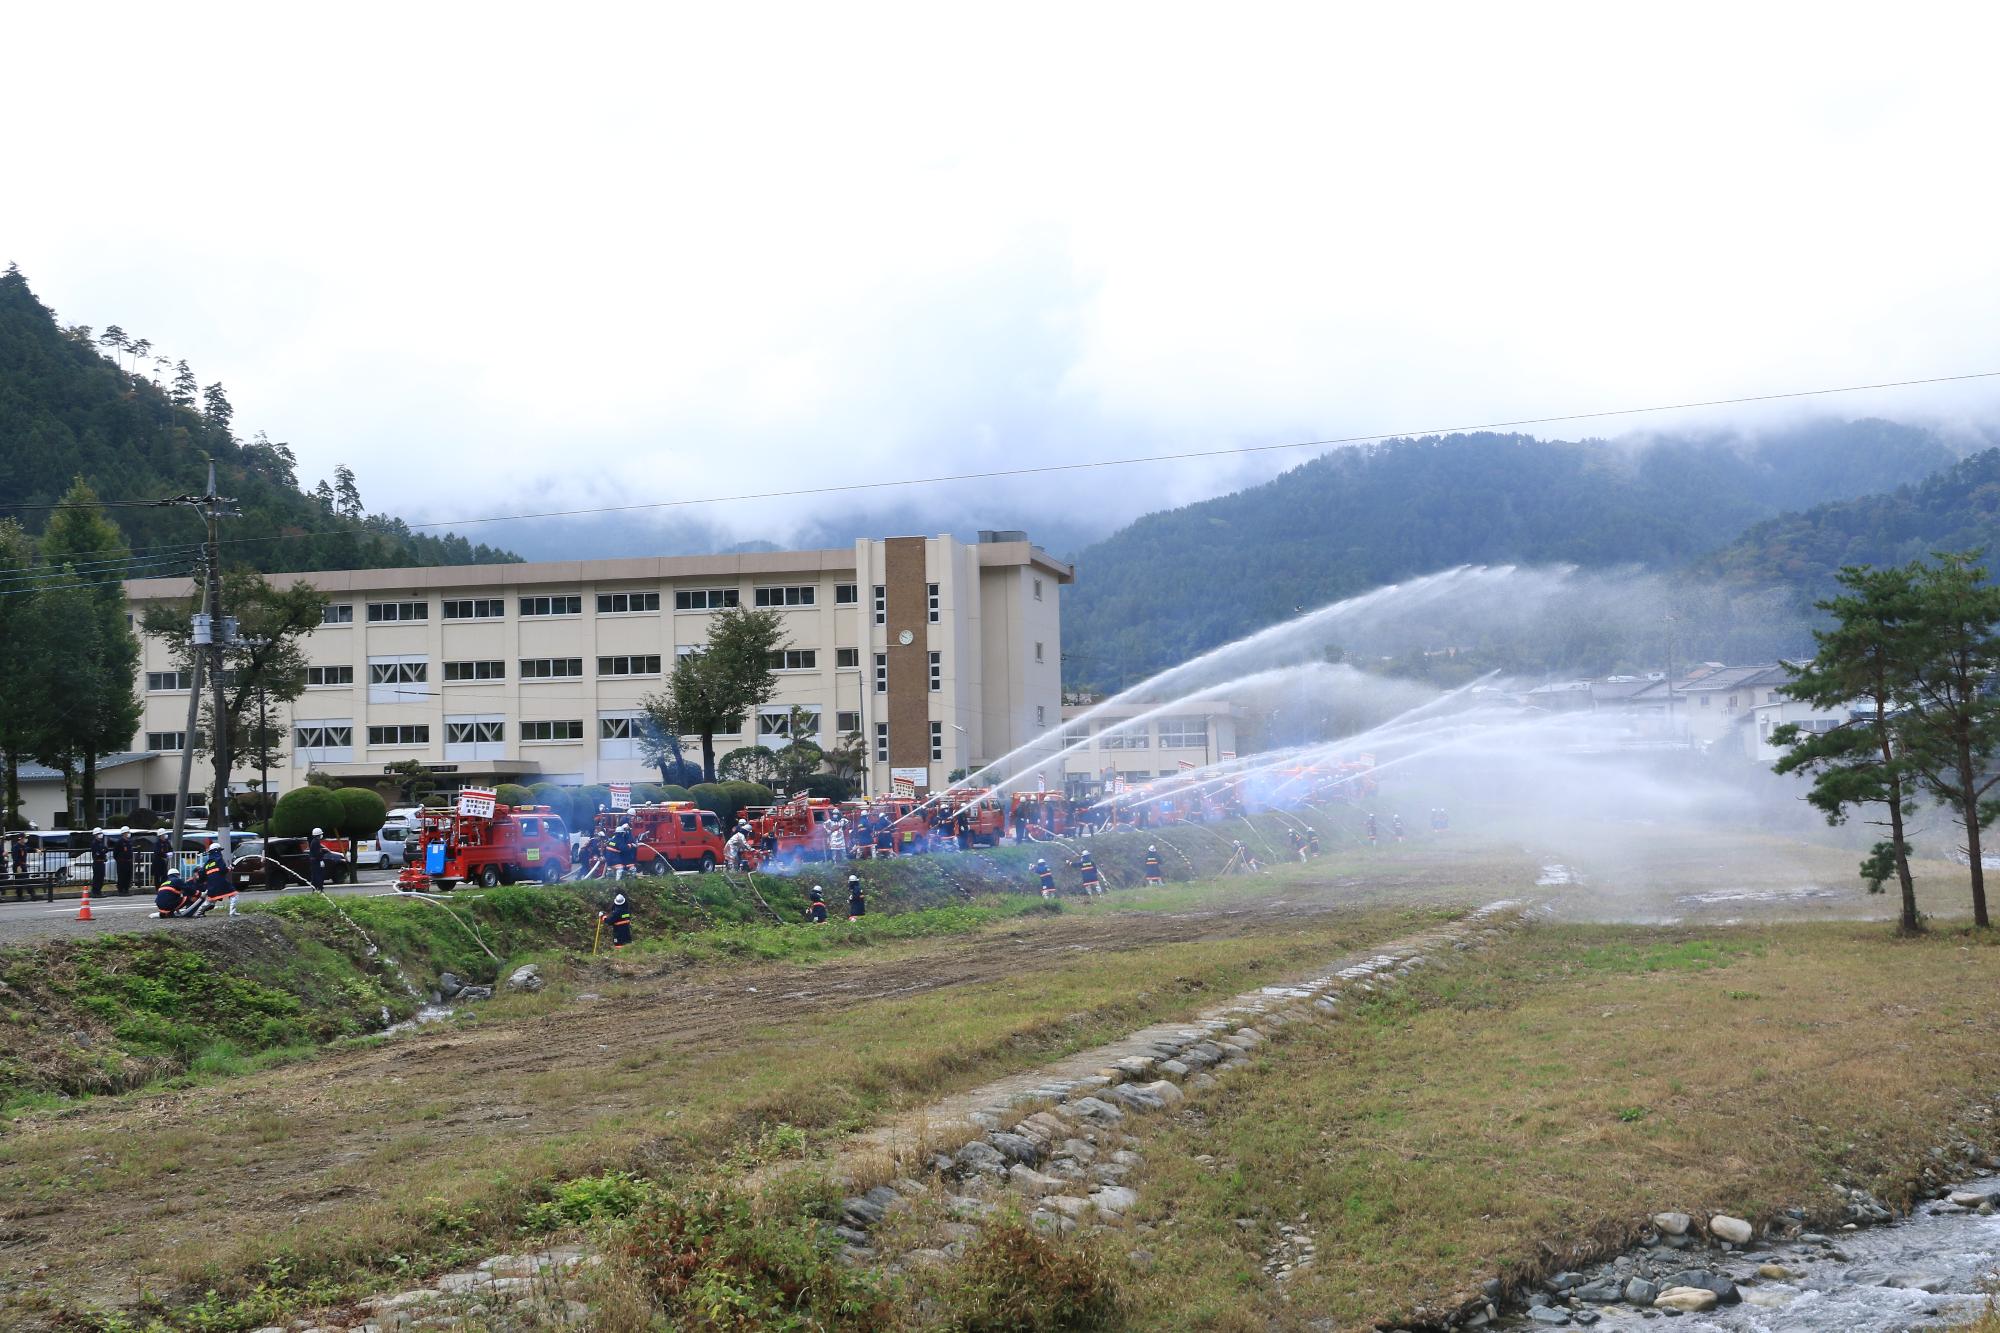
[598,654,663,677]
[443,660,505,682]
[295,723,353,750]
[675,588,740,611]
[873,585,886,625]
[753,585,815,608]
[521,719,584,742]
[1036,704,1046,728]
[875,653,887,694]
[598,712,646,759]
[321,603,354,625]
[520,594,582,617]
[1156,717,1207,749]
[305,664,354,688]
[930,721,943,761]
[366,601,428,622]
[145,732,187,752]
[1033,577,1043,601]
[445,719,504,745]
[146,670,193,692]
[835,583,858,605]
[836,710,860,733]
[675,644,699,658]
[927,583,940,623]
[759,708,819,741]
[836,647,860,669]
[367,724,430,747]
[367,658,428,704]
[766,649,817,671]
[875,722,889,762]
[1034,641,1044,664]
[1700,695,1711,708]
[1098,724,1148,750]
[521,657,584,679]
[928,651,941,692]
[96,789,140,821]
[597,591,660,614]
[441,598,505,620]
[599,717,639,740]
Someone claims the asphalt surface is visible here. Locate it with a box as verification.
[0,868,409,944]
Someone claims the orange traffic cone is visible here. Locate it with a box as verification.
[76,885,95,921]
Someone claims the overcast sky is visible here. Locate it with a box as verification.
[11,3,2000,556]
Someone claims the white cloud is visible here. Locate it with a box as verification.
[10,1,2000,552]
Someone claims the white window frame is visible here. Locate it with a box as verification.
[598,710,645,760]
[875,722,889,762]
[521,657,584,679]
[836,710,860,734]
[146,670,193,692]
[1157,717,1207,749]
[597,591,661,614]
[768,649,817,671]
[444,714,505,760]
[873,585,886,625]
[519,594,583,618]
[674,588,740,611]
[442,659,505,683]
[927,583,940,623]
[597,654,663,678]
[928,651,942,692]
[365,601,428,623]
[367,723,430,748]
[521,719,584,743]
[305,664,354,688]
[836,647,860,669]
[835,583,858,605]
[440,597,506,620]
[321,603,354,625]
[145,731,187,752]
[753,585,816,608]
[930,720,944,761]
[1033,577,1043,602]
[293,721,354,767]
[874,653,888,694]
[367,655,429,705]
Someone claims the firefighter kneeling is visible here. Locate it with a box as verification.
[153,872,200,919]
[806,885,829,924]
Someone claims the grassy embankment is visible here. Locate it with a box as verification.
[1110,919,2000,1330]
[3,818,1503,1328]
[0,820,1296,1111]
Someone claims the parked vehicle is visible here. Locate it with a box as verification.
[229,837,356,890]
[374,821,409,868]
[589,802,724,872]
[411,805,571,888]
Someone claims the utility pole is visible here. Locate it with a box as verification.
[166,459,238,868]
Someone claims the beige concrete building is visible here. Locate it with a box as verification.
[113,533,1069,818]
[1058,702,1241,797]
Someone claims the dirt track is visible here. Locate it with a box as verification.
[0,874,1481,1315]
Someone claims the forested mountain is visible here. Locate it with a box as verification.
[1061,421,1960,690]
[1709,447,2000,598]
[0,266,518,574]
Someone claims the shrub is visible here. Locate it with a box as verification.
[945,1216,1125,1332]
[527,1170,661,1232]
[693,781,776,823]
[495,783,537,809]
[270,787,345,838]
[332,787,388,841]
[797,773,855,803]
[529,783,574,826]
[718,746,781,785]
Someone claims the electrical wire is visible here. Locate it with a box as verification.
[31,364,2000,562]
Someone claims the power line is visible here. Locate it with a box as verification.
[50,365,2000,565]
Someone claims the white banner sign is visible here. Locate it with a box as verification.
[891,777,917,798]
[457,787,496,819]
[609,782,632,811]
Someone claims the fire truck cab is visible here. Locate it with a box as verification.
[415,804,571,888]
[743,796,843,866]
[592,802,726,872]
[939,787,1006,847]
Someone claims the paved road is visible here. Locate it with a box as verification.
[0,869,410,944]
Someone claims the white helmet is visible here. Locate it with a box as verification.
[1148,844,1156,852]
[618,822,631,832]
[311,827,324,837]
[613,892,627,906]
[849,874,861,886]
[93,827,103,836]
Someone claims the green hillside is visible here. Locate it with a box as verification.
[1709,446,2000,597]
[1061,422,1958,690]
[0,265,518,573]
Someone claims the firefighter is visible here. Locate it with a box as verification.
[1306,829,1322,858]
[153,872,196,919]
[724,826,750,872]
[149,834,169,891]
[1287,828,1305,863]
[610,822,639,880]
[1143,845,1164,885]
[846,873,866,921]
[1365,813,1378,846]
[955,806,973,852]
[873,816,894,859]
[1074,851,1102,896]
[89,827,109,898]
[826,814,847,861]
[599,892,633,950]
[10,832,27,879]
[1391,814,1405,843]
[196,842,236,915]
[1033,857,1055,898]
[307,827,329,891]
[1432,807,1450,832]
[112,829,135,895]
[806,884,829,924]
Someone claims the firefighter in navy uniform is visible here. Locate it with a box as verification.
[1287,828,1305,862]
[846,873,866,921]
[89,828,109,898]
[1143,845,1164,885]
[1033,857,1055,898]
[610,823,640,880]
[196,843,236,915]
[1075,851,1102,896]
[600,892,633,950]
[806,885,829,924]
[1306,829,1322,858]
[307,827,329,891]
[112,830,135,895]
[1365,813,1378,846]
[154,872,196,919]
[1391,814,1405,843]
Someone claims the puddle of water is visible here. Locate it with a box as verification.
[382,1002,455,1036]
[1537,865,1578,886]
[1674,886,1844,907]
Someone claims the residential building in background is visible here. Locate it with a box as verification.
[83,534,1068,826]
[1058,702,1241,797]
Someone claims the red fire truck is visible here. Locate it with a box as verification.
[590,802,727,872]
[741,796,845,866]
[409,804,572,888]
[938,787,1007,847]
[1008,791,1077,841]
